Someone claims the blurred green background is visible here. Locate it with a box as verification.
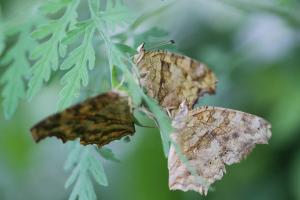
[1,0,300,199]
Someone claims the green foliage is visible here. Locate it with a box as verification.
[27,0,80,100]
[0,25,35,119]
[142,95,172,156]
[57,0,135,109]
[65,142,108,200]
[39,0,73,15]
[58,23,96,109]
[98,147,120,163]
[98,0,134,28]
[1,0,176,199]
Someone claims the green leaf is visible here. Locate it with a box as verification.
[115,43,137,55]
[62,20,93,45]
[142,94,172,156]
[30,22,57,40]
[111,65,121,88]
[39,0,72,14]
[102,0,133,22]
[65,162,81,188]
[88,0,100,15]
[65,143,108,200]
[97,0,134,29]
[64,141,82,171]
[58,25,96,110]
[98,147,120,163]
[88,155,108,186]
[110,45,143,106]
[27,0,80,101]
[0,27,34,119]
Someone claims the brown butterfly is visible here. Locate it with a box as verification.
[134,43,217,117]
[168,102,272,195]
[133,43,271,195]
[30,90,135,147]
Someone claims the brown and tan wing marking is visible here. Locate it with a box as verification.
[135,48,216,117]
[168,105,271,195]
[30,91,135,147]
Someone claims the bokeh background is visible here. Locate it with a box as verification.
[1,0,300,199]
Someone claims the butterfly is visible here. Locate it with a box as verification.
[168,102,272,195]
[30,90,135,147]
[133,42,271,195]
[134,43,217,117]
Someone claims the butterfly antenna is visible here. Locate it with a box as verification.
[147,40,175,51]
[129,40,175,59]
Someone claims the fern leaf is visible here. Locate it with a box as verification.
[65,143,108,200]
[142,94,172,156]
[89,0,134,32]
[40,0,73,15]
[87,154,108,186]
[62,20,93,45]
[98,147,120,163]
[64,141,82,171]
[27,0,80,100]
[58,24,96,110]
[100,0,134,26]
[65,162,81,188]
[0,27,34,119]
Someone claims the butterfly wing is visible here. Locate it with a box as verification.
[168,106,271,195]
[136,50,216,116]
[30,91,135,147]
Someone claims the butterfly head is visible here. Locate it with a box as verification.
[133,43,145,64]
